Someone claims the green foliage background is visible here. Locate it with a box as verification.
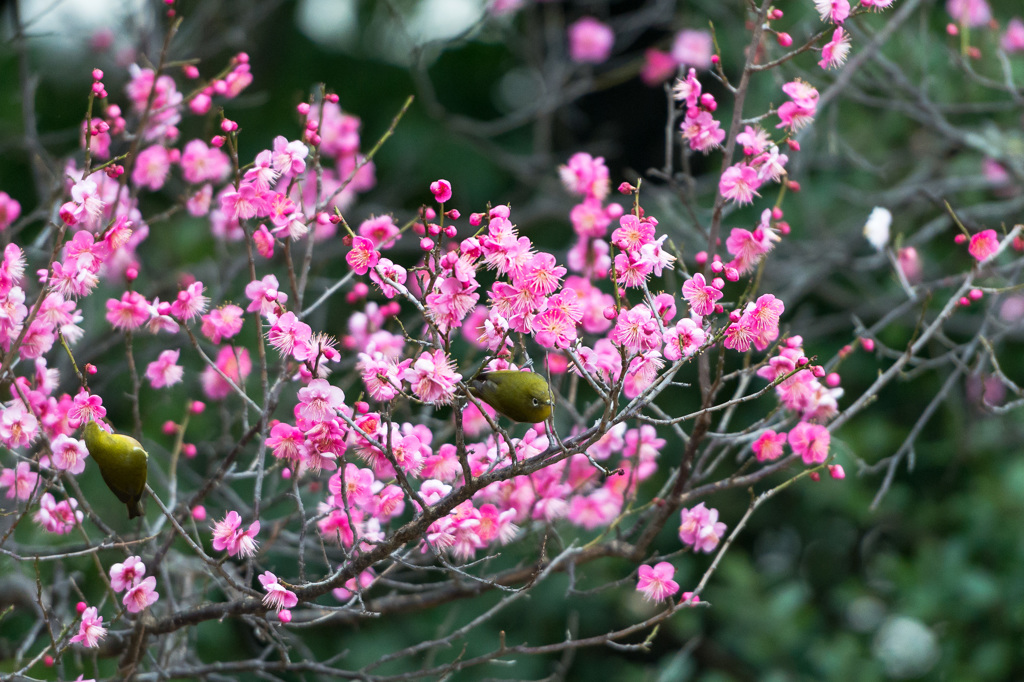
[2,0,1024,679]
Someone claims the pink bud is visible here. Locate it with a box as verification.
[826,372,841,387]
[282,468,292,480]
[700,93,717,111]
[86,363,98,375]
[711,54,720,64]
[444,225,457,238]
[125,266,138,281]
[92,68,104,81]
[946,23,959,36]
[786,139,800,151]
[695,251,708,265]
[446,209,460,221]
[297,102,310,115]
[724,267,739,281]
[603,305,618,321]
[211,135,225,147]
[787,180,801,192]
[811,365,825,377]
[809,471,821,482]
[356,401,370,414]
[777,32,793,47]
[44,655,54,667]
[220,119,238,133]
[183,443,197,458]
[428,223,441,236]
[191,505,207,521]
[969,288,983,301]
[771,207,783,220]
[729,309,742,322]
[710,260,724,273]
[191,400,206,414]
[77,601,87,614]
[953,234,967,244]
[861,338,875,352]
[469,212,484,226]
[278,609,292,623]
[828,464,846,480]
[959,296,971,307]
[183,64,200,79]
[420,238,435,251]
[618,181,635,194]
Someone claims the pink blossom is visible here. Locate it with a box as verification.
[1003,18,1024,52]
[788,421,831,464]
[131,145,172,191]
[200,346,251,400]
[70,607,106,648]
[636,562,680,602]
[736,125,770,155]
[568,487,622,530]
[671,29,712,69]
[776,80,819,131]
[0,462,39,500]
[568,17,614,64]
[245,274,287,318]
[271,136,309,176]
[946,0,991,27]
[371,258,408,299]
[123,576,159,613]
[145,349,184,388]
[819,27,851,70]
[169,281,208,321]
[201,304,245,343]
[0,191,22,230]
[346,236,380,275]
[641,48,676,86]
[679,502,727,553]
[968,229,999,262]
[403,349,462,405]
[0,401,39,449]
[220,182,266,220]
[815,0,851,24]
[358,352,404,402]
[268,311,313,361]
[559,153,610,200]
[752,429,788,461]
[180,139,230,184]
[259,571,298,612]
[266,422,308,465]
[430,179,452,203]
[681,273,722,316]
[358,215,400,249]
[611,305,660,352]
[719,163,761,205]
[517,252,566,296]
[110,555,146,592]
[663,317,706,361]
[50,434,89,475]
[211,510,261,558]
[104,291,149,331]
[34,493,82,534]
[297,379,346,422]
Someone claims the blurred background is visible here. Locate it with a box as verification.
[2,0,1024,679]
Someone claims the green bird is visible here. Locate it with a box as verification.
[83,420,148,519]
[469,370,554,423]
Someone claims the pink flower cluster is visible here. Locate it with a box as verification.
[211,510,260,557]
[109,555,160,613]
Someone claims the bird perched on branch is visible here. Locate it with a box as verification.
[83,420,148,519]
[469,370,554,423]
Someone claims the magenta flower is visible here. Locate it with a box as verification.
[819,27,851,70]
[788,421,831,465]
[169,281,208,321]
[105,291,151,331]
[968,229,999,262]
[259,571,298,612]
[752,429,788,462]
[123,576,159,613]
[681,273,721,317]
[345,236,380,276]
[430,179,452,203]
[636,562,680,602]
[70,606,106,648]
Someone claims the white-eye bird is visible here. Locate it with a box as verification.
[83,420,148,519]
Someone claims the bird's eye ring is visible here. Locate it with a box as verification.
[532,398,539,406]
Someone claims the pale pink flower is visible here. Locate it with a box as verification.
[123,576,159,613]
[815,0,850,24]
[663,317,706,361]
[259,571,298,612]
[947,0,991,27]
[201,304,245,343]
[1003,18,1024,52]
[671,29,712,69]
[403,348,462,405]
[271,136,309,176]
[0,462,39,500]
[110,556,146,592]
[297,379,345,422]
[719,163,760,205]
[819,27,851,70]
[211,510,261,558]
[636,562,680,602]
[50,434,89,475]
[146,349,184,388]
[131,145,171,191]
[568,17,614,64]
